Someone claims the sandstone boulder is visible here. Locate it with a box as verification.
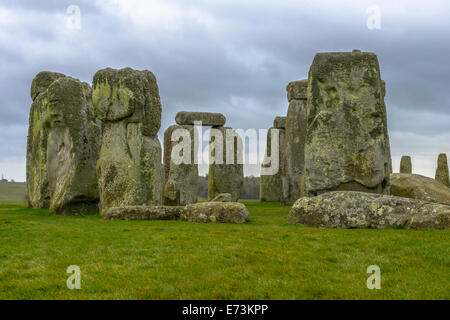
[273,116,286,129]
[27,73,100,214]
[103,205,183,220]
[208,127,244,201]
[210,193,232,202]
[27,72,67,209]
[287,80,308,102]
[435,153,449,187]
[399,156,412,174]
[163,124,198,206]
[260,127,285,202]
[288,191,449,230]
[282,81,307,205]
[30,71,66,101]
[93,68,164,214]
[175,111,226,127]
[391,173,450,206]
[181,202,250,223]
[304,51,392,196]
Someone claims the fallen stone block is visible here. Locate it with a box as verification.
[288,191,449,230]
[180,202,250,223]
[104,205,183,220]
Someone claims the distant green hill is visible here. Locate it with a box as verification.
[0,182,27,201]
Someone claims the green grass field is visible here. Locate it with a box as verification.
[0,182,26,201]
[0,200,449,300]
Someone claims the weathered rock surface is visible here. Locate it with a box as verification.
[391,173,450,206]
[288,191,450,230]
[260,127,285,202]
[93,68,164,214]
[208,127,244,201]
[103,205,183,220]
[435,153,449,187]
[304,51,392,197]
[399,156,412,174]
[180,202,250,223]
[273,116,286,129]
[282,81,308,205]
[27,72,67,209]
[163,124,198,206]
[175,111,226,127]
[210,193,232,202]
[287,80,308,102]
[27,73,100,214]
[30,71,66,101]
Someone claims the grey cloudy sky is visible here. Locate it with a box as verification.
[0,0,449,180]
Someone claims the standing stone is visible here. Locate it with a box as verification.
[208,127,244,202]
[400,156,412,174]
[163,124,198,206]
[304,51,392,196]
[260,127,285,202]
[27,72,67,209]
[273,116,286,129]
[26,72,100,214]
[175,111,226,127]
[435,153,449,187]
[281,80,307,205]
[93,68,164,214]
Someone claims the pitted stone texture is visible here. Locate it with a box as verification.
[391,173,450,206]
[208,127,244,202]
[287,80,308,102]
[93,68,164,214]
[175,111,226,127]
[103,205,183,220]
[93,67,161,137]
[210,193,233,202]
[163,124,198,206]
[288,191,450,230]
[435,153,449,187]
[26,73,100,214]
[30,71,66,101]
[399,156,412,174]
[273,116,286,129]
[180,202,250,223]
[282,98,307,205]
[304,51,392,197]
[260,127,285,202]
[96,123,163,214]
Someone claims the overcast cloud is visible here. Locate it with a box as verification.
[0,0,449,180]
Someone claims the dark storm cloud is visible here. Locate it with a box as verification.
[0,0,449,180]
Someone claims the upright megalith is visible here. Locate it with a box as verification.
[281,80,308,205]
[27,72,100,214]
[175,111,226,127]
[435,153,449,187]
[27,71,67,209]
[260,125,285,202]
[304,50,392,196]
[208,126,244,202]
[163,124,198,205]
[93,68,164,214]
[400,156,412,174]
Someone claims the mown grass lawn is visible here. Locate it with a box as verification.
[0,200,448,300]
